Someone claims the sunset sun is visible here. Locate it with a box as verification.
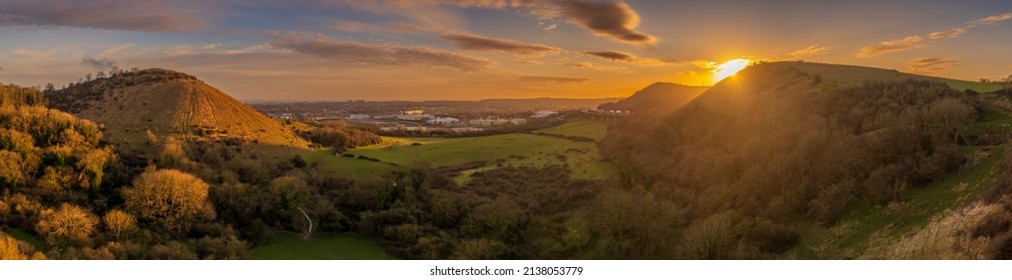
[713,58,751,83]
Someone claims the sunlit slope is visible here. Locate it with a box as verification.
[47,69,308,147]
[775,61,1001,92]
[597,82,708,114]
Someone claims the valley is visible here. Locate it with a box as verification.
[3,61,1012,260]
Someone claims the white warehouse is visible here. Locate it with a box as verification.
[426,117,460,125]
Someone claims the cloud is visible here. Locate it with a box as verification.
[583,50,635,61]
[10,48,56,59]
[788,45,831,58]
[859,12,1012,57]
[80,56,117,70]
[331,21,382,33]
[269,32,494,72]
[513,59,543,65]
[565,62,624,71]
[0,0,206,32]
[857,36,925,58]
[973,12,1012,26]
[438,33,560,56]
[927,28,965,39]
[517,75,589,83]
[904,58,957,75]
[582,50,669,65]
[334,0,657,45]
[392,23,561,57]
[550,0,656,44]
[330,0,468,28]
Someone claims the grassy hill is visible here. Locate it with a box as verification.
[46,69,308,147]
[597,82,708,114]
[598,60,1012,259]
[774,61,1001,92]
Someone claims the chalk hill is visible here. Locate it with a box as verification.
[46,68,308,147]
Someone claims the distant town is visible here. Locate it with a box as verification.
[249,98,628,135]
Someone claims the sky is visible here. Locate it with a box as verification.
[0,0,1010,101]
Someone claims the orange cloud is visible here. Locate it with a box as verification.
[858,36,925,58]
[859,12,1012,57]
[582,50,670,66]
[565,62,625,71]
[904,58,958,75]
[517,75,590,83]
[439,33,560,56]
[788,45,831,58]
[269,32,495,72]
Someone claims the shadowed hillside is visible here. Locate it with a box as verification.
[46,69,308,147]
[597,82,708,114]
[598,61,1004,258]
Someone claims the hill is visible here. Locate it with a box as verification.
[773,61,1001,92]
[598,61,1011,258]
[596,82,708,114]
[46,69,308,147]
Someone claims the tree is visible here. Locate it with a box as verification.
[0,151,25,187]
[159,136,187,167]
[36,203,98,246]
[76,147,115,189]
[1,232,46,260]
[103,210,137,241]
[145,129,158,146]
[123,169,215,236]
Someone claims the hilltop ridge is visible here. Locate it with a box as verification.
[597,82,708,114]
[46,69,309,147]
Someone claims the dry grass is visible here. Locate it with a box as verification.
[867,202,999,259]
[56,71,308,148]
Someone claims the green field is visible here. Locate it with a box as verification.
[248,232,395,260]
[534,119,611,141]
[308,119,616,183]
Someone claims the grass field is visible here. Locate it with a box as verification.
[534,119,612,141]
[307,119,616,183]
[248,232,395,260]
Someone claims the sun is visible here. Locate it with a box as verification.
[713,58,751,83]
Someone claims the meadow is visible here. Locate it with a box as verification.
[248,232,395,260]
[306,118,616,183]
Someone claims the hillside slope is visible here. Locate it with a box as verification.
[46,69,308,147]
[597,82,708,114]
[774,61,1001,92]
[599,61,1002,258]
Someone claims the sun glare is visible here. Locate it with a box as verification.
[713,58,751,83]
